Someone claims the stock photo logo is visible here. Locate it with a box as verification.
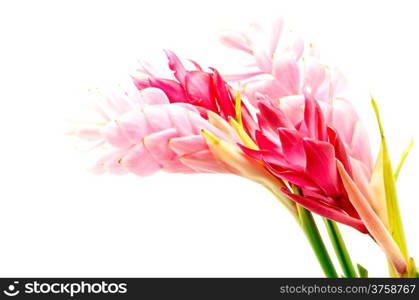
[1,280,128,298]
[3,281,20,297]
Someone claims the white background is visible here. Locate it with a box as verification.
[0,0,418,277]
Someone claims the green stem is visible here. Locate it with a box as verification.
[323,218,358,278]
[297,204,338,278]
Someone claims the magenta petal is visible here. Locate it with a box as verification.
[283,189,368,233]
[268,166,318,190]
[184,71,216,111]
[147,78,187,103]
[302,96,327,141]
[303,139,340,197]
[327,127,353,177]
[210,68,235,118]
[258,100,294,130]
[255,130,280,151]
[188,59,203,71]
[277,128,305,169]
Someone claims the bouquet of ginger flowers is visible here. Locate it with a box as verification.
[70,18,418,278]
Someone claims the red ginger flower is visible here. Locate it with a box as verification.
[240,94,367,233]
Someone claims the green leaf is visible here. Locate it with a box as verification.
[394,139,414,181]
[357,264,368,278]
[371,98,408,261]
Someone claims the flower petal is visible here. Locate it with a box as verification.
[303,139,340,197]
[120,143,161,176]
[283,188,368,233]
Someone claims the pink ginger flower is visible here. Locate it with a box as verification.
[72,84,240,176]
[218,18,347,105]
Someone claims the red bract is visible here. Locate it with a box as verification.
[241,94,367,233]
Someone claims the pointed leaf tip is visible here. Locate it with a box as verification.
[371,97,385,138]
[357,263,368,278]
[394,139,414,180]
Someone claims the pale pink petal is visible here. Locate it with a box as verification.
[350,121,373,175]
[219,31,253,54]
[101,150,129,175]
[76,127,103,141]
[273,54,300,95]
[143,128,178,162]
[167,105,194,136]
[120,143,161,176]
[164,49,188,84]
[117,111,150,143]
[180,149,227,173]
[270,18,284,55]
[304,57,326,98]
[330,98,358,145]
[278,95,305,126]
[253,47,272,73]
[141,88,170,105]
[104,120,131,148]
[142,105,172,132]
[169,135,209,156]
[243,75,288,104]
[162,159,195,173]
